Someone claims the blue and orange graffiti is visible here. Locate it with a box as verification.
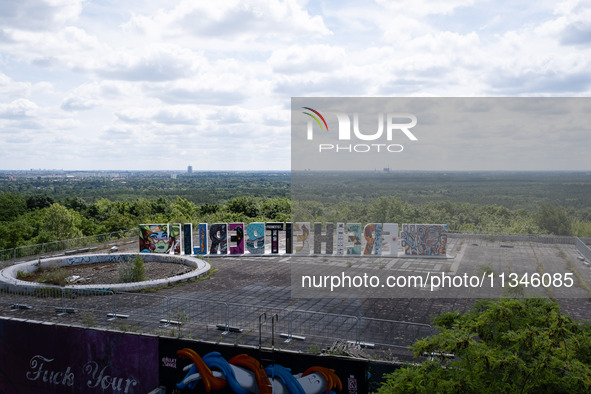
[176,348,343,394]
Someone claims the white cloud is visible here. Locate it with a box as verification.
[268,45,347,74]
[375,0,477,16]
[124,0,330,42]
[0,0,82,31]
[95,45,202,82]
[0,1,590,170]
[61,82,103,111]
[0,98,38,119]
[115,105,204,125]
[0,72,32,98]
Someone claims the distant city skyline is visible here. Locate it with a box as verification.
[1,1,591,171]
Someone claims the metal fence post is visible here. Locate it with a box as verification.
[225,303,230,332]
[112,292,117,317]
[259,312,267,348]
[288,310,293,340]
[12,286,19,310]
[271,313,278,350]
[166,297,171,322]
[61,288,66,313]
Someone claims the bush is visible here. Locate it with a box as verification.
[38,267,70,286]
[16,270,35,280]
[377,298,591,393]
[118,254,147,283]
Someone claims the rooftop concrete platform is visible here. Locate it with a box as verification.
[150,237,591,322]
[1,236,590,359]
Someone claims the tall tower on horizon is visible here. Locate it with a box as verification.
[187,165,193,174]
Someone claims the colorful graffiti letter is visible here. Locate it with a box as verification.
[183,223,193,255]
[246,222,265,254]
[228,223,245,255]
[336,223,345,255]
[345,223,362,255]
[266,222,283,254]
[382,223,399,256]
[139,224,172,254]
[285,223,293,254]
[193,223,208,255]
[400,224,448,256]
[170,223,182,255]
[363,223,383,255]
[209,224,228,254]
[314,222,334,255]
[294,222,310,255]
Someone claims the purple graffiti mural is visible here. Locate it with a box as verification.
[0,319,158,393]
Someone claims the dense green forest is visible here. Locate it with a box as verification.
[292,171,591,237]
[0,171,590,250]
[0,172,290,204]
[292,171,591,210]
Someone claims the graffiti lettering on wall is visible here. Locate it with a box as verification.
[24,355,138,393]
[228,223,244,254]
[66,254,131,266]
[0,318,158,393]
[194,223,208,254]
[139,224,173,254]
[245,222,264,254]
[176,349,342,393]
[209,223,228,254]
[0,319,399,394]
[171,223,182,255]
[183,223,193,255]
[140,222,446,257]
[400,224,448,256]
[158,339,367,393]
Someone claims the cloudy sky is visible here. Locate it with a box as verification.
[1,0,590,171]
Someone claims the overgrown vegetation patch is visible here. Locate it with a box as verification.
[118,254,147,283]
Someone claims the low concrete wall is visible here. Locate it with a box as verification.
[0,253,210,292]
[448,233,591,245]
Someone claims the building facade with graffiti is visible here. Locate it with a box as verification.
[0,317,398,393]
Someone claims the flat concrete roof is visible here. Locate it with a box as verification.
[2,237,590,359]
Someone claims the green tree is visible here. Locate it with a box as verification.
[39,203,83,241]
[152,197,171,216]
[130,198,153,219]
[63,196,88,212]
[0,192,27,221]
[535,203,573,235]
[0,216,37,249]
[377,298,591,393]
[26,194,55,210]
[100,213,136,233]
[227,196,259,217]
[170,196,197,222]
[198,203,219,215]
[260,198,291,220]
[87,198,115,221]
[368,197,406,223]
